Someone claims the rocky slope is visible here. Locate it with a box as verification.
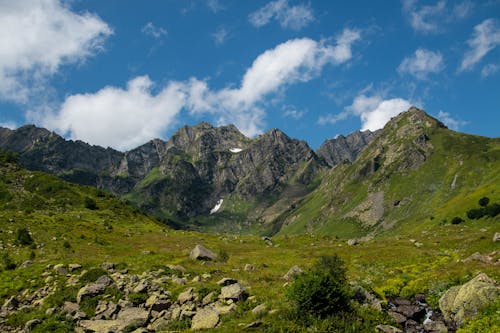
[276,107,500,236]
[316,129,378,167]
[0,122,327,229]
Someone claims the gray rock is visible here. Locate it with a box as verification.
[24,318,41,332]
[61,301,80,315]
[190,244,217,261]
[217,277,238,286]
[53,264,68,275]
[116,307,150,327]
[375,324,403,333]
[133,279,151,293]
[95,275,113,286]
[388,311,406,324]
[282,265,303,281]
[244,264,254,271]
[423,320,448,332]
[68,263,82,272]
[251,304,268,316]
[317,129,377,167]
[493,232,500,242]
[178,287,195,304]
[100,262,116,271]
[347,239,358,246]
[191,307,220,330]
[20,260,33,268]
[220,283,246,301]
[439,272,500,324]
[2,295,19,311]
[77,283,107,304]
[78,319,121,332]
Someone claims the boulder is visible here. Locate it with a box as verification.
[100,262,116,271]
[24,318,41,332]
[2,295,19,311]
[53,264,68,275]
[251,304,268,316]
[244,264,254,271]
[78,319,122,332]
[217,277,238,286]
[347,239,358,246]
[178,287,195,304]
[220,283,246,301]
[77,283,107,304]
[493,232,500,242]
[376,325,403,333]
[116,307,149,325]
[68,263,82,272]
[191,307,220,330]
[190,244,217,261]
[439,273,500,324]
[133,279,151,293]
[282,265,303,281]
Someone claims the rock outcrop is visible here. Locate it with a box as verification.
[317,130,378,167]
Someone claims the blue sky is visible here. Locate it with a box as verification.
[0,0,499,151]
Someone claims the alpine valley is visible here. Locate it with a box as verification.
[0,107,499,333]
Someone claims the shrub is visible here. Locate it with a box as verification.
[80,268,108,284]
[217,249,229,263]
[286,254,351,319]
[84,197,98,210]
[2,253,16,270]
[485,203,500,218]
[63,241,71,249]
[467,208,485,220]
[16,228,34,246]
[478,197,490,207]
[128,292,149,306]
[451,216,464,225]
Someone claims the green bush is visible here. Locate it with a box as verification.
[478,197,490,207]
[451,216,464,225]
[2,253,16,270]
[128,292,149,306]
[286,254,351,319]
[485,203,500,218]
[16,228,34,245]
[84,197,98,210]
[80,268,108,284]
[467,208,485,220]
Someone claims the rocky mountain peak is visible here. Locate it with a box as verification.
[317,130,378,167]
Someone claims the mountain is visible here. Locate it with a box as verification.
[316,129,378,167]
[0,122,326,231]
[275,107,500,237]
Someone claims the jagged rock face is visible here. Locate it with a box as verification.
[0,122,324,221]
[317,130,378,167]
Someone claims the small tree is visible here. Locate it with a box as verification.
[84,197,98,210]
[16,228,34,245]
[286,254,351,319]
[451,216,464,224]
[479,197,490,207]
[485,203,500,218]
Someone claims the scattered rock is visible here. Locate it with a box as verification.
[178,287,195,304]
[217,277,238,286]
[189,244,217,261]
[261,236,273,246]
[244,320,263,329]
[220,283,247,301]
[116,307,150,328]
[251,304,268,316]
[439,272,500,324]
[191,307,220,330]
[68,264,82,272]
[244,264,254,271]
[282,265,303,281]
[2,296,19,311]
[53,264,68,275]
[95,275,113,287]
[493,232,500,242]
[388,311,407,324]
[133,279,151,293]
[100,262,116,271]
[171,276,187,285]
[376,324,403,333]
[24,318,41,332]
[20,260,33,268]
[77,283,107,304]
[78,319,121,332]
[347,239,358,246]
[464,252,493,263]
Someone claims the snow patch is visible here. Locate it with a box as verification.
[229,148,243,153]
[210,199,223,214]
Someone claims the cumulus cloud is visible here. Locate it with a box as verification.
[249,0,314,30]
[347,95,412,131]
[142,22,167,39]
[44,76,187,151]
[206,0,225,13]
[402,0,472,33]
[0,0,112,103]
[398,48,444,79]
[282,105,306,119]
[0,121,18,130]
[459,19,500,72]
[437,111,467,130]
[317,111,350,125]
[186,33,360,136]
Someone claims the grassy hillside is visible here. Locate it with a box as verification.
[276,109,500,238]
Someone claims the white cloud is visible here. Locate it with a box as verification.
[249,0,314,30]
[282,105,306,119]
[142,22,167,39]
[186,33,360,136]
[44,76,187,151]
[347,95,412,131]
[437,111,467,130]
[42,33,360,150]
[402,0,472,33]
[459,19,500,72]
[212,26,230,45]
[398,48,444,79]
[317,111,350,125]
[481,63,499,77]
[206,0,225,13]
[0,0,112,103]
